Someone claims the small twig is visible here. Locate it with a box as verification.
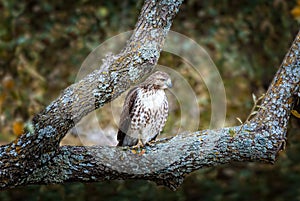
[236,93,265,134]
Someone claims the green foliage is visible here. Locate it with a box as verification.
[1,0,300,200]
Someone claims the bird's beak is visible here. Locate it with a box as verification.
[165,78,172,88]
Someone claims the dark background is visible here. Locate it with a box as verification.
[1,0,300,200]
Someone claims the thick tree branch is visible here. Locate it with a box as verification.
[0,0,183,190]
[1,0,300,191]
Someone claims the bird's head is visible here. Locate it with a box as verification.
[144,71,172,90]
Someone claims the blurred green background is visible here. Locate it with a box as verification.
[1,0,300,200]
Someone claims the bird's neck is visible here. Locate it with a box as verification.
[141,84,161,90]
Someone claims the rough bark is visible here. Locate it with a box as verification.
[0,0,300,191]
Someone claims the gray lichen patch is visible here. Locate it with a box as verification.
[140,45,160,64]
[128,64,141,82]
[145,6,157,26]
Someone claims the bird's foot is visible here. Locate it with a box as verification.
[132,139,144,149]
[146,140,156,147]
[130,139,146,155]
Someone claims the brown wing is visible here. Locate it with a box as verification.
[117,87,138,146]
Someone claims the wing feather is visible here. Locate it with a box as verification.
[117,87,138,146]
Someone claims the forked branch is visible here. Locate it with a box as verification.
[1,0,299,191]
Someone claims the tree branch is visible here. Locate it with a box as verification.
[0,0,183,190]
[1,0,300,191]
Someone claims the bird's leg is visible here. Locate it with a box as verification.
[137,133,144,147]
[132,134,144,149]
[137,138,144,147]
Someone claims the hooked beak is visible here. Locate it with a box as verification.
[165,78,172,88]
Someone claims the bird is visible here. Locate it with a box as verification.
[117,71,172,147]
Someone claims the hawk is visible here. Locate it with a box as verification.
[117,71,172,147]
